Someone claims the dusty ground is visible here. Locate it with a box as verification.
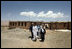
[1,27,71,48]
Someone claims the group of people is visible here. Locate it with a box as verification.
[29,23,46,42]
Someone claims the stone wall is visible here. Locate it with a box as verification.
[9,21,71,30]
[47,22,71,30]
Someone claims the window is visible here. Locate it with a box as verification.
[21,22,23,26]
[10,22,12,26]
[15,22,17,26]
[25,22,26,26]
[13,22,14,26]
[18,22,20,26]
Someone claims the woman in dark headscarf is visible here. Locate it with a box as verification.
[40,24,46,42]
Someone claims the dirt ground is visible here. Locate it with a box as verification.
[1,27,71,48]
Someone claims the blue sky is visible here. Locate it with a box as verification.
[1,1,71,22]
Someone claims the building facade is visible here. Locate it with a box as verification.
[9,21,71,30]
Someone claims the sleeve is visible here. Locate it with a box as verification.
[44,29,46,34]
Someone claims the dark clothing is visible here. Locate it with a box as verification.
[29,25,32,32]
[40,29,46,41]
[40,34,45,41]
[29,25,33,39]
[40,29,46,34]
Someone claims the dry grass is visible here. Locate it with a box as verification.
[1,27,71,48]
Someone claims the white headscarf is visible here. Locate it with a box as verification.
[32,25,38,36]
[40,25,44,32]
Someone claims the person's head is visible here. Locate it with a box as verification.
[34,24,36,26]
[41,24,45,29]
[32,23,36,26]
[31,23,34,26]
[32,23,34,25]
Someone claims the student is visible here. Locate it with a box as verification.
[32,24,38,41]
[40,25,46,42]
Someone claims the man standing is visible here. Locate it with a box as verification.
[29,23,33,39]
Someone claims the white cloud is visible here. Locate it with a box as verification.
[45,11,64,18]
[20,11,36,17]
[37,11,46,17]
[20,11,64,18]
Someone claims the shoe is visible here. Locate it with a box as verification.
[39,39,42,40]
[40,40,44,42]
[28,36,32,38]
[32,38,37,42]
[32,39,37,42]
